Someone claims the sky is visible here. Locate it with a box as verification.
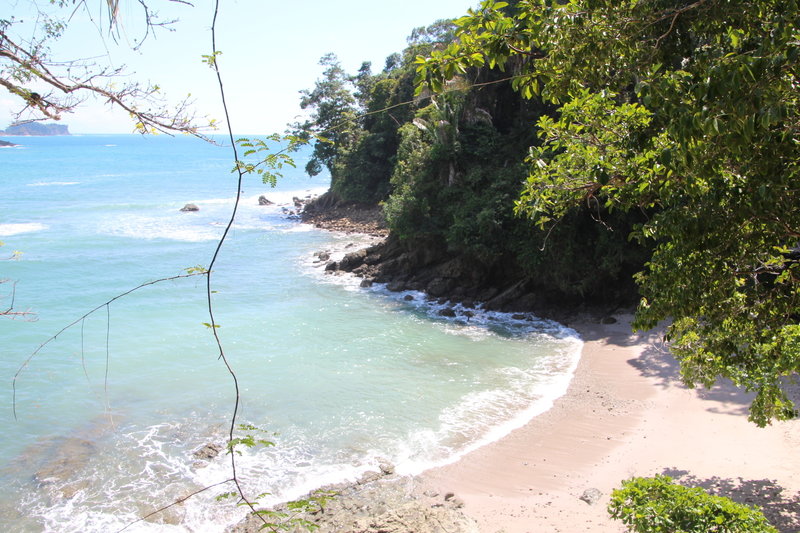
[1,0,478,134]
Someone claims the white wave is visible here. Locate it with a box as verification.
[99,217,226,242]
[395,335,582,475]
[27,181,80,187]
[0,222,48,236]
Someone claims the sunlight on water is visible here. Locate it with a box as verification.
[0,135,582,531]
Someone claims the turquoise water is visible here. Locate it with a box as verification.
[0,135,581,531]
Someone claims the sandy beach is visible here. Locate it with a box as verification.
[417,314,800,532]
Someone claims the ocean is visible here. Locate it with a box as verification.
[0,134,582,532]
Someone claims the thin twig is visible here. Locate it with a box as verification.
[116,478,234,533]
[11,271,206,420]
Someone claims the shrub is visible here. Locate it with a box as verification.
[608,475,777,533]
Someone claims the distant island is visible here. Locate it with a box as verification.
[0,140,16,147]
[0,122,70,136]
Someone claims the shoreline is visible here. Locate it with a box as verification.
[415,314,800,532]
[274,205,800,532]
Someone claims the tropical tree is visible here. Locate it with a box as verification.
[416,0,800,425]
[289,53,359,181]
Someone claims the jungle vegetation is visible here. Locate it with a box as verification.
[296,0,800,426]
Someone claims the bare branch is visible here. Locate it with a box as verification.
[0,2,212,138]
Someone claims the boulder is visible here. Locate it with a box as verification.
[180,203,199,212]
[386,281,406,292]
[339,249,367,272]
[427,278,454,298]
[258,195,273,206]
[193,442,223,460]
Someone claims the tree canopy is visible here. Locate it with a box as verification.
[416,0,800,425]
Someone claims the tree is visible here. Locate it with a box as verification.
[416,0,800,425]
[290,53,359,180]
[0,0,209,135]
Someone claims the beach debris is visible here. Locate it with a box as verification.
[579,487,603,505]
[180,203,199,212]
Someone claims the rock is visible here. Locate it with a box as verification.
[360,279,374,288]
[439,308,457,317]
[386,281,406,292]
[317,251,331,262]
[339,249,367,272]
[180,203,199,212]
[230,476,480,533]
[378,461,395,475]
[600,316,617,324]
[324,261,338,272]
[403,294,414,301]
[193,442,223,460]
[512,313,527,320]
[427,278,454,298]
[33,437,97,486]
[579,488,603,505]
[358,470,383,485]
[364,253,382,265]
[258,195,273,206]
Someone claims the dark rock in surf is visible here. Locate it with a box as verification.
[193,442,223,460]
[339,249,367,272]
[180,203,199,212]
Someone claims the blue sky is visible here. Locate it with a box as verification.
[1,0,477,134]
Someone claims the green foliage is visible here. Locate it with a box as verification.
[608,476,777,533]
[234,134,306,187]
[289,53,359,184]
[226,423,276,456]
[248,489,337,532]
[419,0,800,425]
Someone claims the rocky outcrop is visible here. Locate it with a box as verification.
[323,234,548,314]
[228,463,478,533]
[305,199,632,319]
[302,192,388,237]
[180,203,200,212]
[258,195,273,206]
[0,139,16,147]
[1,122,70,135]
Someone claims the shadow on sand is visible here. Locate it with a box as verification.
[661,468,800,533]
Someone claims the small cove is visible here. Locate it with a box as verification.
[0,135,581,531]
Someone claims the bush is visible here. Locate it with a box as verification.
[608,475,777,533]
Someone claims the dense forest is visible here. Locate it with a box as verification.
[294,18,650,311]
[295,0,799,426]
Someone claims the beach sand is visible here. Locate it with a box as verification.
[416,314,800,532]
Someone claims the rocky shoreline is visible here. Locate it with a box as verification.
[222,196,624,533]
[301,196,625,324]
[228,462,478,533]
